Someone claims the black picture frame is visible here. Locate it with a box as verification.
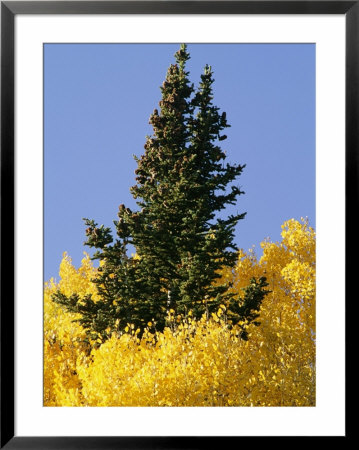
[1,1,352,447]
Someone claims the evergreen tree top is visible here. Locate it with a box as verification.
[52,44,269,340]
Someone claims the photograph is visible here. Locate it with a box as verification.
[43,42,316,407]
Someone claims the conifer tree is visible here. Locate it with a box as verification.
[53,45,269,340]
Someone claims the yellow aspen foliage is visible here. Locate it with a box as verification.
[57,251,99,299]
[43,252,96,406]
[220,217,315,405]
[76,317,250,406]
[44,219,315,407]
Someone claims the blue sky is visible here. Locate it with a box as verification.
[44,43,315,282]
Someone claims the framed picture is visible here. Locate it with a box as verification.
[1,1,351,446]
